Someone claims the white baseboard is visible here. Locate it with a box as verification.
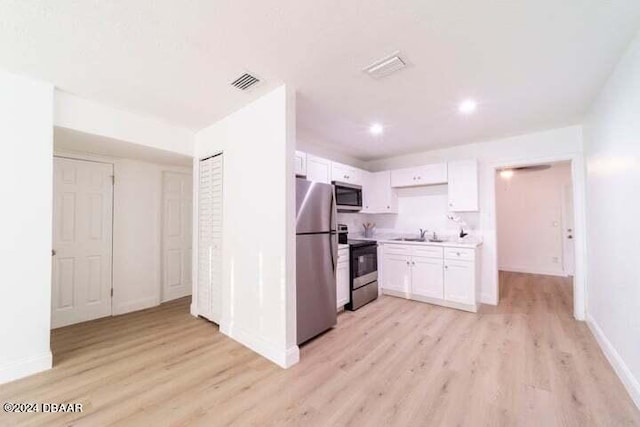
[586,314,640,409]
[480,293,497,305]
[113,296,160,315]
[499,266,566,277]
[382,288,478,313]
[220,323,299,369]
[0,351,52,384]
[161,288,192,303]
[190,303,199,317]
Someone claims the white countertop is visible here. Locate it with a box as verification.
[348,232,482,249]
[338,243,350,250]
[376,238,482,249]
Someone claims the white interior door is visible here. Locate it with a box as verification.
[52,157,113,328]
[162,171,193,302]
[562,183,575,276]
[198,154,223,322]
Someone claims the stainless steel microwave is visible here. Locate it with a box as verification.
[333,181,362,212]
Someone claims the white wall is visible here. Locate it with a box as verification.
[297,128,368,169]
[0,70,54,383]
[583,30,640,408]
[364,125,585,308]
[113,159,191,314]
[496,162,572,276]
[55,90,194,157]
[194,85,298,368]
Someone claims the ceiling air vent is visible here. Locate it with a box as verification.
[363,52,406,78]
[231,73,261,91]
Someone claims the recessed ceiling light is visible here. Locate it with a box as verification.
[500,169,514,179]
[458,99,477,114]
[369,123,384,135]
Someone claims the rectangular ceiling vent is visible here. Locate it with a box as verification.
[363,52,406,79]
[231,73,261,91]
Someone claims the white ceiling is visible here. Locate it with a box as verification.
[1,1,639,160]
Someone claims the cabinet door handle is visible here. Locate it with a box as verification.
[444,265,448,269]
[406,261,410,265]
[456,252,461,256]
[412,261,415,265]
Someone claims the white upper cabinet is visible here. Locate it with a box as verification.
[447,160,478,212]
[331,162,363,186]
[296,151,479,214]
[294,151,307,177]
[363,171,398,214]
[391,163,448,188]
[306,154,332,184]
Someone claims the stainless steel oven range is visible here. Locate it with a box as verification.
[346,239,378,310]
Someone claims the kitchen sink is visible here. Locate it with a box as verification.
[392,237,447,243]
[393,237,426,242]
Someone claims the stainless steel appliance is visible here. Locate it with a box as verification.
[346,240,378,310]
[296,178,338,344]
[337,224,348,244]
[332,181,362,212]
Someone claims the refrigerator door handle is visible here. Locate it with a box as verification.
[329,189,337,273]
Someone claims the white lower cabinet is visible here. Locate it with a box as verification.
[444,260,475,304]
[337,248,350,309]
[380,243,479,312]
[381,253,411,293]
[411,256,444,299]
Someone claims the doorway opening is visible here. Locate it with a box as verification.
[495,161,575,315]
[50,127,194,368]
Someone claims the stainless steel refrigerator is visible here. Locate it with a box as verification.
[296,178,338,345]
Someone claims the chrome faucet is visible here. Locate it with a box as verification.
[419,228,428,239]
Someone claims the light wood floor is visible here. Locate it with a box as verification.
[1,272,638,426]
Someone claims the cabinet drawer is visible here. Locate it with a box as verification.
[383,244,412,255]
[411,246,443,259]
[444,247,475,261]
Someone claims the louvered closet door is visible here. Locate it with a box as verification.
[198,154,223,323]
